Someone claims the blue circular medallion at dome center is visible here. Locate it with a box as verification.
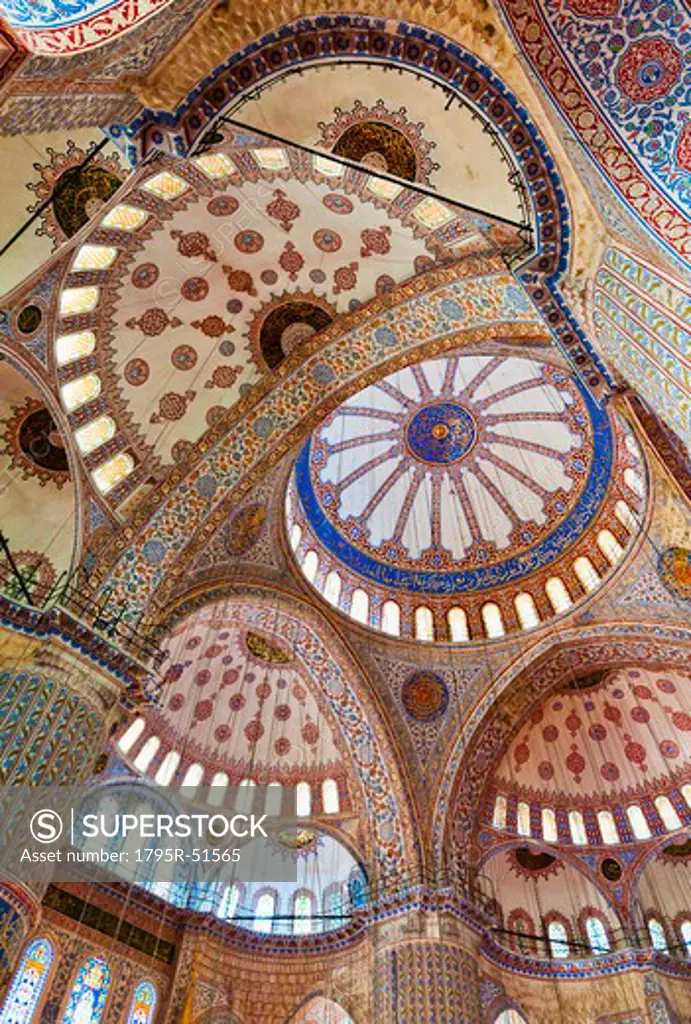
[406,402,476,464]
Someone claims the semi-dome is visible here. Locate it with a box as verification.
[286,352,645,641]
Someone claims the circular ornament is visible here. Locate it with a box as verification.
[322,193,354,215]
[124,358,149,386]
[658,547,691,601]
[313,228,342,252]
[234,230,264,253]
[401,671,449,722]
[171,345,198,371]
[17,304,42,334]
[131,263,159,289]
[181,277,210,302]
[207,195,239,216]
[617,38,682,104]
[406,402,476,465]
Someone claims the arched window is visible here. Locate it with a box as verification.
[597,810,619,845]
[61,374,102,413]
[627,804,651,840]
[92,452,134,495]
[624,468,645,499]
[655,795,682,831]
[482,602,505,638]
[60,286,99,316]
[548,920,571,959]
[254,892,276,934]
[585,916,610,955]
[265,782,282,815]
[542,807,558,843]
[492,794,507,830]
[296,782,311,818]
[614,499,638,534]
[648,917,668,952]
[493,1011,529,1024]
[290,523,302,550]
[155,750,180,787]
[516,801,531,837]
[0,938,53,1024]
[302,550,319,584]
[569,810,587,845]
[126,981,156,1024]
[381,600,401,637]
[180,763,204,796]
[323,571,342,607]
[597,529,624,565]
[415,606,434,641]
[682,784,691,810]
[545,577,572,613]
[118,717,144,754]
[325,885,346,928]
[293,892,313,935]
[133,736,160,773]
[350,589,369,625]
[208,771,229,807]
[219,883,240,920]
[56,330,96,366]
[63,957,111,1023]
[75,416,116,455]
[515,592,540,630]
[448,607,469,642]
[574,556,599,593]
[680,920,691,957]
[322,779,339,815]
[236,778,256,813]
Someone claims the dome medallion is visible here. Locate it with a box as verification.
[406,403,476,465]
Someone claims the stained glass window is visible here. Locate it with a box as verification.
[585,916,610,955]
[548,921,570,959]
[0,938,53,1024]
[62,957,110,1023]
[126,981,156,1024]
[293,892,312,935]
[648,918,668,952]
[219,884,240,920]
[680,920,691,957]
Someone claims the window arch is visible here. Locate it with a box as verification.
[508,910,536,958]
[545,577,572,613]
[133,736,159,773]
[597,529,624,565]
[62,957,111,1023]
[208,772,229,807]
[655,795,682,831]
[614,499,638,534]
[573,556,599,593]
[516,801,531,837]
[627,804,652,840]
[254,891,276,934]
[296,782,311,818]
[265,782,282,815]
[584,916,611,955]
[180,763,204,795]
[447,607,469,642]
[218,883,241,921]
[547,920,571,959]
[350,588,369,625]
[414,606,434,641]
[492,794,507,830]
[322,779,339,815]
[542,807,557,843]
[0,938,53,1024]
[493,1010,529,1024]
[323,571,341,607]
[154,750,179,787]
[293,891,313,935]
[648,917,669,952]
[302,550,319,584]
[381,600,401,637]
[515,592,540,630]
[126,981,156,1024]
[482,602,504,638]
[597,810,619,845]
[118,718,144,754]
[568,809,587,845]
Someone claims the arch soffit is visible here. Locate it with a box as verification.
[157,583,421,886]
[94,255,548,611]
[629,829,691,920]
[434,622,691,869]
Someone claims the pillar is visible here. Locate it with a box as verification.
[373,909,483,1022]
[0,626,126,989]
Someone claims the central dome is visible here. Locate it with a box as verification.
[287,351,644,641]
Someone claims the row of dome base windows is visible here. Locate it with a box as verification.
[512,915,691,961]
[118,720,341,816]
[492,791,691,844]
[54,170,200,500]
[291,503,637,641]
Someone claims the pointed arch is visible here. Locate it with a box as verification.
[286,995,354,1024]
[0,937,53,1024]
